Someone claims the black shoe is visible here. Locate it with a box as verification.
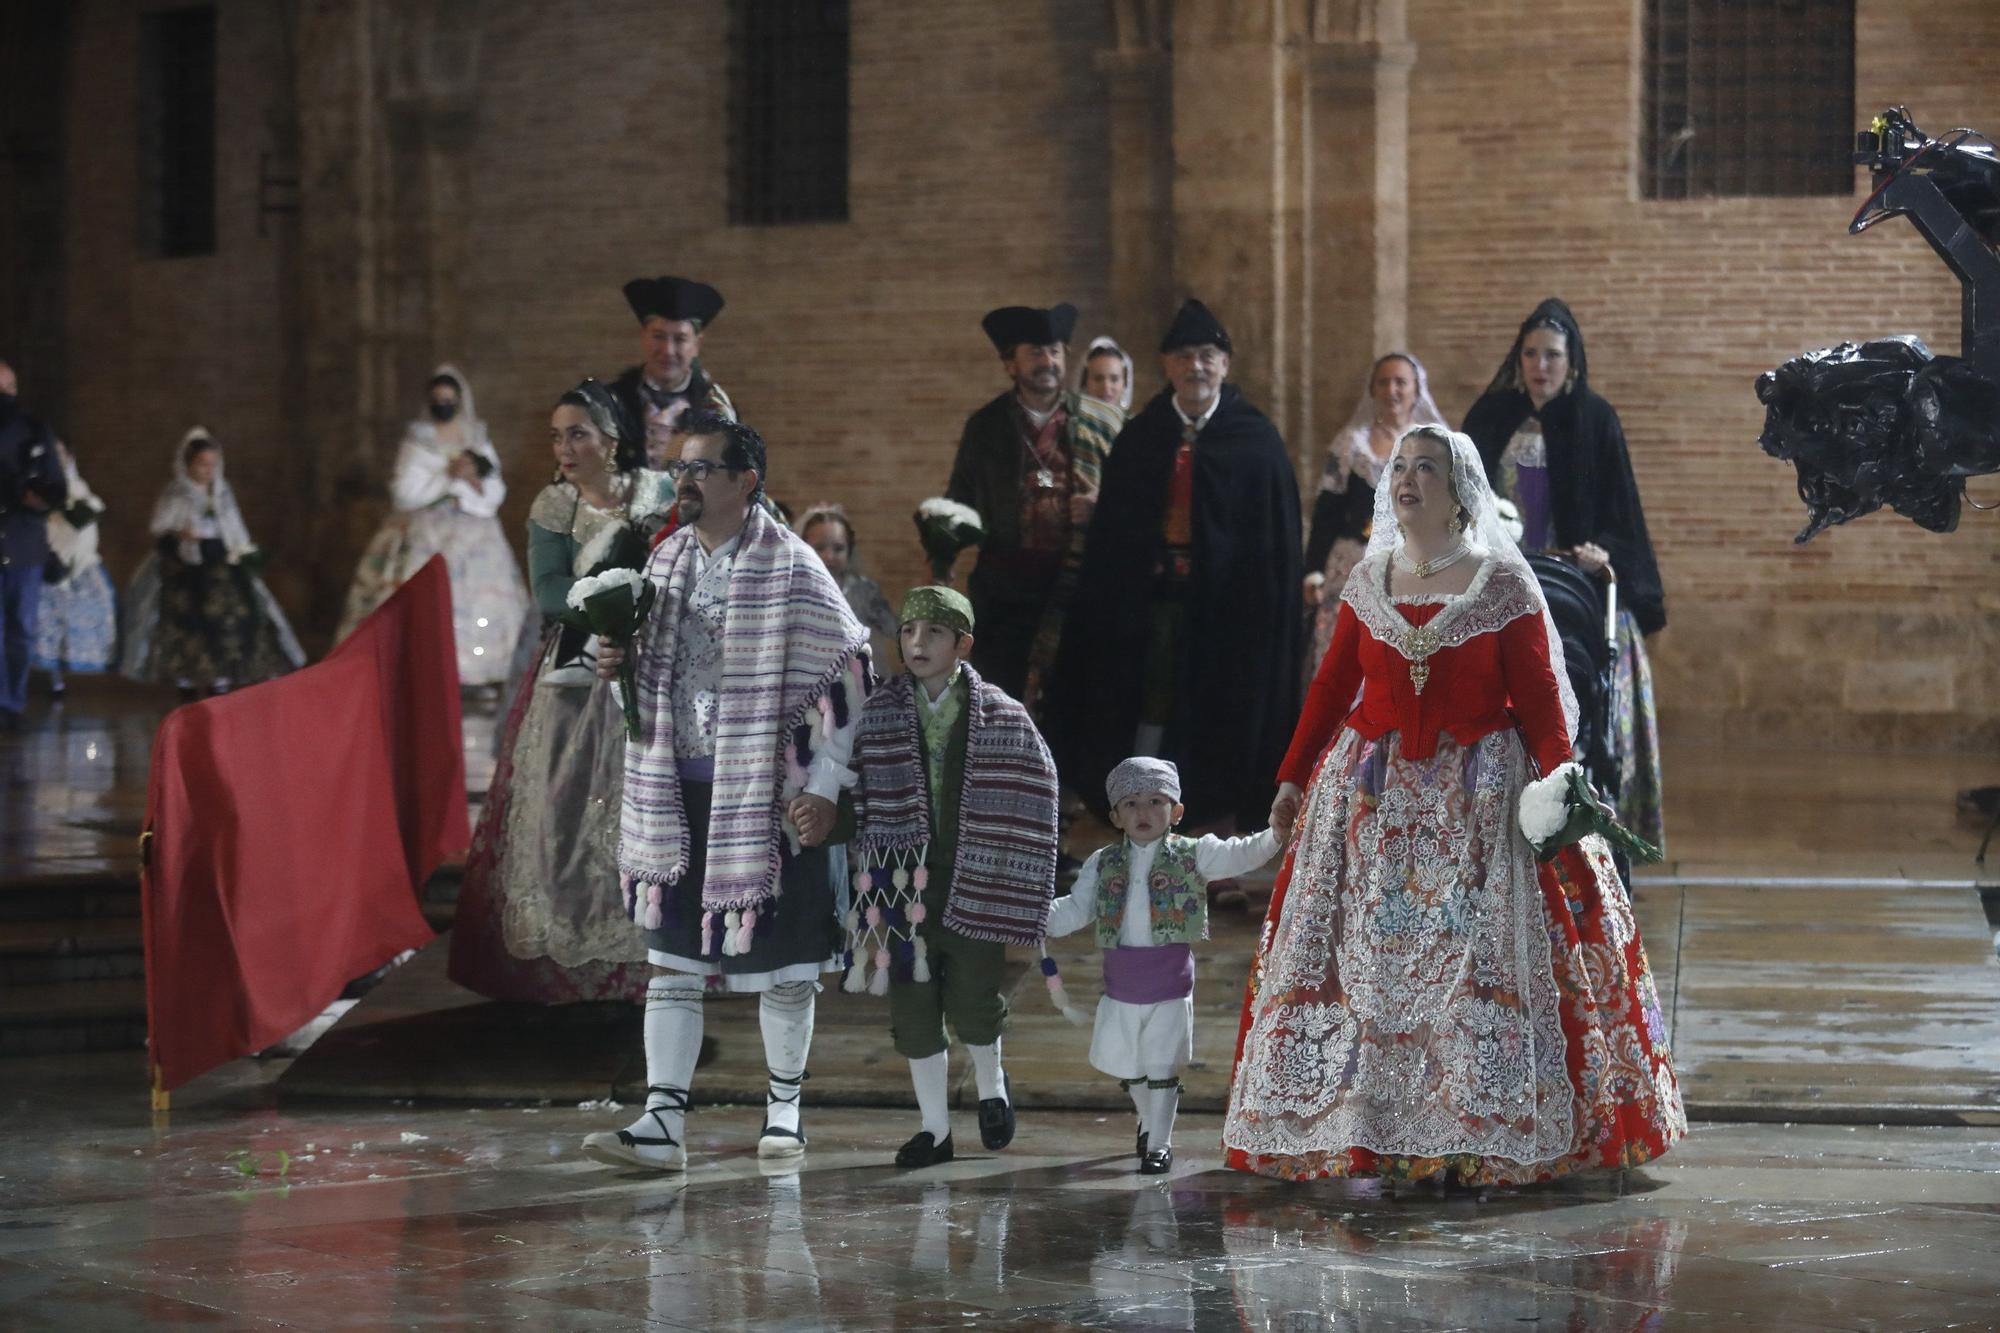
[1136,1127,1149,1163]
[1138,1145,1174,1175]
[978,1073,1015,1150]
[895,1131,954,1168]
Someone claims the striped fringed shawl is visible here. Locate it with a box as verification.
[852,666,1060,947]
[618,505,869,920]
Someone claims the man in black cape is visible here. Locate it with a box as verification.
[611,276,737,468]
[1050,300,1302,828]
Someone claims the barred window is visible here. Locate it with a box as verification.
[138,5,217,256]
[728,0,849,226]
[1642,0,1855,199]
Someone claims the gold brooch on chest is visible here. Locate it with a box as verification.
[1399,621,1444,694]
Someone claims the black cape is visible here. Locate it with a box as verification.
[1050,384,1302,825]
[1459,299,1666,634]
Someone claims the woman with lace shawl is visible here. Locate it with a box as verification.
[335,366,529,685]
[1303,353,1447,673]
[448,380,673,1002]
[1462,299,1666,851]
[1221,425,1682,1187]
[121,428,304,696]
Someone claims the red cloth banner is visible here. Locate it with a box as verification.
[142,556,470,1092]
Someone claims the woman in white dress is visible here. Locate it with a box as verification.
[336,366,528,685]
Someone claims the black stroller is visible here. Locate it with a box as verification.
[1526,553,1622,804]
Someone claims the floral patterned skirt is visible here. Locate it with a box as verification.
[1221,727,1683,1185]
[447,626,651,1003]
[1611,609,1665,852]
[32,563,117,673]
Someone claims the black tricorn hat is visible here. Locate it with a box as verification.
[623,276,725,328]
[981,303,1079,356]
[1159,298,1231,355]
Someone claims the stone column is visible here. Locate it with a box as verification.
[1098,0,1413,475]
[1096,3,1175,394]
[294,0,388,626]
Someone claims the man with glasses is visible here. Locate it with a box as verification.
[940,303,1121,717]
[1052,299,1302,836]
[583,413,870,1174]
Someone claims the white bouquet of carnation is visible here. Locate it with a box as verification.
[914,497,984,581]
[565,568,657,740]
[1494,497,1525,544]
[1519,761,1662,865]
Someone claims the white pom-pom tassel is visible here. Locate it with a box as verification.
[911,936,931,984]
[866,965,891,997]
[842,962,867,994]
[721,909,743,957]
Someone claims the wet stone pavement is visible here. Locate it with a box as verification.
[4,1053,2000,1330]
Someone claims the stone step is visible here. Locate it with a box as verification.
[0,915,143,985]
[0,977,147,1057]
[0,872,141,922]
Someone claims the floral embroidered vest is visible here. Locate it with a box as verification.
[1095,834,1208,948]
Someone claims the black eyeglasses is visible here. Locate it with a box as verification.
[662,459,741,481]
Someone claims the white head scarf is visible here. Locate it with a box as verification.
[1322,352,1446,494]
[424,363,484,433]
[149,426,256,556]
[1348,423,1579,742]
[1079,335,1135,412]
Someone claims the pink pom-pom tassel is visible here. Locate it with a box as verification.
[909,902,927,925]
[857,869,874,893]
[735,907,757,955]
[912,866,929,891]
[865,904,883,929]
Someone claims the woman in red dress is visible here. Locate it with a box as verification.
[1222,424,1682,1186]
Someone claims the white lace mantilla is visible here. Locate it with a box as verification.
[1222,727,1578,1166]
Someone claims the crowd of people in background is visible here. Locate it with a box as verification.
[0,278,1681,1185]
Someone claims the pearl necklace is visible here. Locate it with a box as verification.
[1395,542,1471,579]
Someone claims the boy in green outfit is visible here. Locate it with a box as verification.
[846,586,1061,1167]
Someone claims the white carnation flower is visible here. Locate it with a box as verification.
[916,497,983,530]
[1517,761,1580,844]
[566,566,648,611]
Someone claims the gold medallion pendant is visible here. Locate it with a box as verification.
[1402,622,1442,694]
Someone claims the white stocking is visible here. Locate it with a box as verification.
[616,974,704,1161]
[968,1038,1006,1103]
[909,1051,951,1139]
[760,980,816,1137]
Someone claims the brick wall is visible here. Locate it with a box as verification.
[455,0,1117,628]
[1405,0,2000,750]
[38,0,2000,751]
[58,1,304,610]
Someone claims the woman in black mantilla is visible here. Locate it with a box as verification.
[1460,297,1666,849]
